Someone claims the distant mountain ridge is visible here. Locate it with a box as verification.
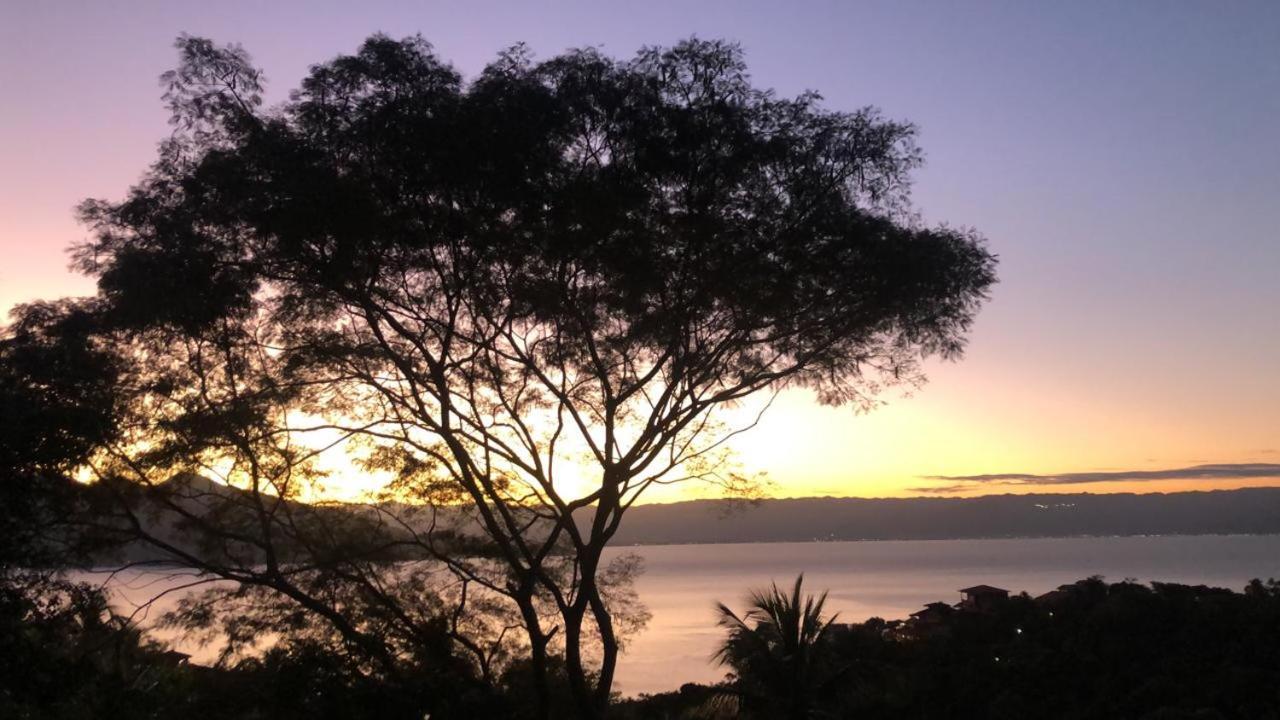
[605,487,1280,545]
[110,480,1280,559]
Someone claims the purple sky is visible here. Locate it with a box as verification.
[2,1,1277,497]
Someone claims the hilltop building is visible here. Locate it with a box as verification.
[958,584,1010,612]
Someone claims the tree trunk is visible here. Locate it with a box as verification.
[588,582,619,710]
[562,544,611,719]
[514,584,554,720]
[562,605,597,719]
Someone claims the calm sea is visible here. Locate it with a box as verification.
[83,534,1280,696]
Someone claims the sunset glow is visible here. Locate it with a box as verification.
[3,1,1276,502]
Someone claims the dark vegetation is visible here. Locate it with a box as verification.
[0,574,504,720]
[7,571,1280,719]
[1,32,995,720]
[617,576,1280,720]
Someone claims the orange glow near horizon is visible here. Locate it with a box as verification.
[272,377,1280,505]
[3,3,1277,506]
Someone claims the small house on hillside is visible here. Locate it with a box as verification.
[1034,588,1070,607]
[959,585,1009,612]
[911,602,955,624]
[904,601,955,637]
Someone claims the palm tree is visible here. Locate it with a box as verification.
[714,574,846,719]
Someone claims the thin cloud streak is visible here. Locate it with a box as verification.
[904,484,979,495]
[913,463,1280,494]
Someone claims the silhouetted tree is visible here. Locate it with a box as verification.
[70,311,525,719]
[0,301,121,569]
[18,33,996,718]
[0,573,193,719]
[715,575,845,719]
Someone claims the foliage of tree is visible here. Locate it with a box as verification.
[0,575,187,719]
[0,571,517,720]
[714,575,846,719]
[0,302,121,568]
[7,32,995,718]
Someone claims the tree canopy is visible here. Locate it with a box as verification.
[9,33,996,718]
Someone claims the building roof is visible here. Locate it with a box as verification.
[959,585,1009,595]
[910,602,955,618]
[1035,589,1069,604]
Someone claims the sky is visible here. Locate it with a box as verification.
[2,1,1278,501]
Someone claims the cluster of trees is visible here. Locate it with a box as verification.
[12,570,1280,719]
[0,573,510,719]
[0,33,994,719]
[618,576,1280,720]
